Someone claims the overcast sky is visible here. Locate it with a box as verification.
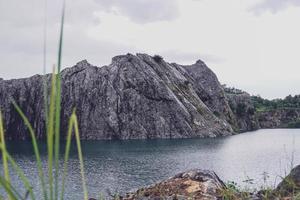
[0,0,300,99]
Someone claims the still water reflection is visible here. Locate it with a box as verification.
[2,129,300,199]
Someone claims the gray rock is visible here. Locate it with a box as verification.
[275,165,300,196]
[255,165,300,199]
[226,92,259,132]
[225,88,300,131]
[174,60,238,131]
[0,53,233,140]
[257,108,300,128]
[1,53,298,140]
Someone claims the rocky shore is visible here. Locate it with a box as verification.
[119,165,300,200]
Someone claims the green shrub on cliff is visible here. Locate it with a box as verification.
[251,95,300,112]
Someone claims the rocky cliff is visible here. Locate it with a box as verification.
[226,91,259,132]
[0,53,299,140]
[0,54,234,140]
[225,88,300,132]
[257,108,300,128]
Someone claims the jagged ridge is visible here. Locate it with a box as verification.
[1,53,298,140]
[0,53,236,140]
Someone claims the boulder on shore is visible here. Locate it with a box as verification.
[123,169,226,200]
[121,165,300,200]
[273,165,300,198]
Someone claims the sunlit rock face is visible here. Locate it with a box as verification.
[0,53,237,140]
[1,53,299,140]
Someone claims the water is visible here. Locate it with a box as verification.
[1,129,300,199]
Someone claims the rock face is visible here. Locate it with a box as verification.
[123,169,226,200]
[177,60,238,131]
[0,54,233,140]
[0,75,48,139]
[225,90,300,132]
[226,92,259,132]
[0,53,299,140]
[257,108,300,128]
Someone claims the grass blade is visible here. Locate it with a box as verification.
[60,112,75,200]
[42,0,49,137]
[47,68,57,200]
[0,176,21,200]
[57,0,65,73]
[73,113,89,200]
[0,111,12,200]
[0,143,35,200]
[12,103,48,200]
[54,1,65,199]
[60,111,88,200]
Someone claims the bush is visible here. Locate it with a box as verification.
[251,94,300,111]
[153,55,163,63]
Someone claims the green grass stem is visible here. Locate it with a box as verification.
[0,176,20,200]
[73,114,89,200]
[0,1,89,199]
[0,111,12,200]
[12,102,48,200]
[47,69,57,200]
[54,1,65,198]
[0,143,35,200]
[60,111,88,200]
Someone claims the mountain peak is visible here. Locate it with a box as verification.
[76,59,91,67]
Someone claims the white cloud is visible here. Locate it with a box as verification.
[250,0,300,14]
[157,50,225,64]
[0,0,299,99]
[94,0,180,24]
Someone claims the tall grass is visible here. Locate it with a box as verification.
[0,111,12,200]
[0,1,88,199]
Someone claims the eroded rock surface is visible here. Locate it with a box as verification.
[1,53,299,140]
[123,169,226,200]
[226,92,259,132]
[257,108,300,128]
[0,54,233,140]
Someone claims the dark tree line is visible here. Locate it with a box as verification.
[251,95,300,111]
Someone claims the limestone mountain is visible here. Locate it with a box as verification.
[0,53,299,140]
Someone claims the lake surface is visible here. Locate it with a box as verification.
[1,129,300,199]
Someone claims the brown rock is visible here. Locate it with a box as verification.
[123,169,226,200]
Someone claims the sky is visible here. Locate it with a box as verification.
[0,0,300,99]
